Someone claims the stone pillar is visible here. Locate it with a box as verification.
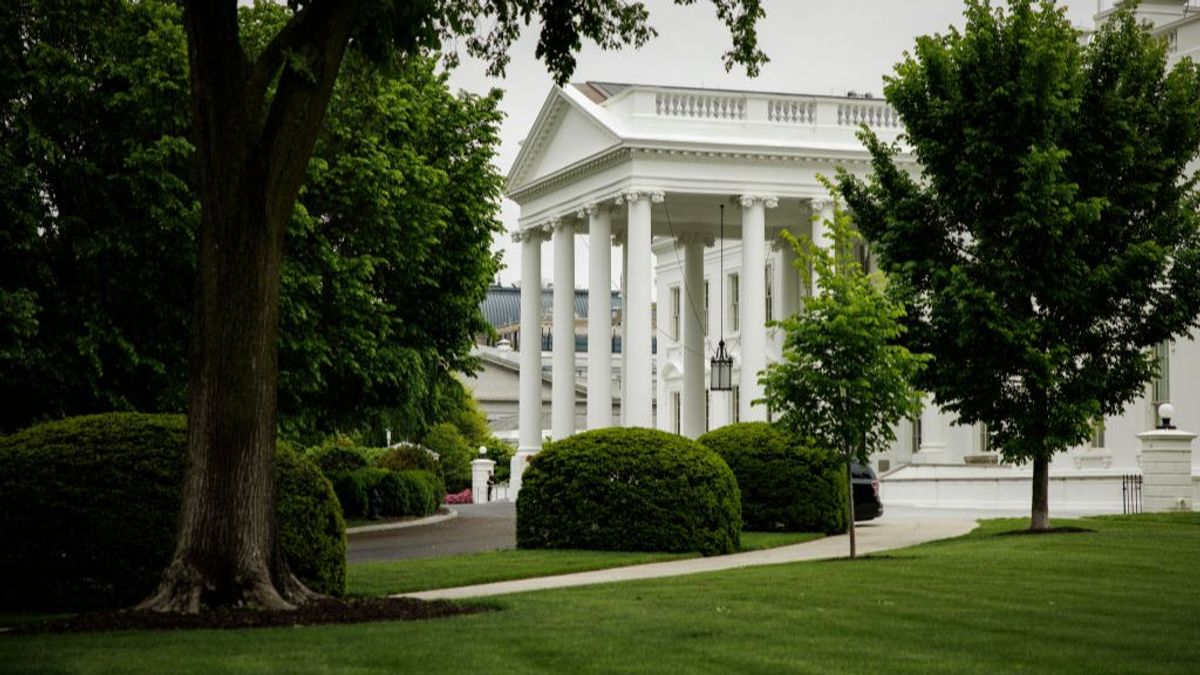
[738,194,777,422]
[551,219,576,440]
[681,233,711,438]
[810,198,834,293]
[616,229,628,425]
[513,226,547,497]
[585,204,613,430]
[1139,416,1195,512]
[471,455,496,504]
[620,189,662,428]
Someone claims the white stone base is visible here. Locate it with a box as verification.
[880,464,1131,513]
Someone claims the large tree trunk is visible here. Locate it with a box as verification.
[1030,454,1050,531]
[140,0,357,613]
[846,454,857,559]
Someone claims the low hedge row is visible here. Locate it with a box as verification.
[517,428,741,555]
[698,422,847,534]
[327,466,443,519]
[0,413,346,611]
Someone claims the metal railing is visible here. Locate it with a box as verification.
[1122,474,1142,514]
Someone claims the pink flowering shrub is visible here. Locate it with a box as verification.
[444,488,473,504]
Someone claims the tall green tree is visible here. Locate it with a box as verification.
[0,1,505,445]
[759,185,926,558]
[0,0,196,431]
[145,0,767,611]
[839,0,1200,530]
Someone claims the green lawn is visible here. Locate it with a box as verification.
[348,530,822,596]
[2,515,1197,674]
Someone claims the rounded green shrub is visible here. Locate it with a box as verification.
[697,422,848,533]
[0,413,347,611]
[422,423,472,492]
[372,443,439,473]
[327,470,369,519]
[517,428,741,555]
[311,446,368,475]
[397,470,440,515]
[275,447,348,596]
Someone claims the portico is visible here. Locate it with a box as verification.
[505,82,904,489]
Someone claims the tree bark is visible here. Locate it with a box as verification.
[1030,454,1050,531]
[846,454,857,559]
[140,0,358,613]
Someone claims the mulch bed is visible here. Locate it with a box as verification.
[8,597,492,635]
[997,526,1095,536]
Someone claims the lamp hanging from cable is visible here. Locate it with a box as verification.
[711,203,733,391]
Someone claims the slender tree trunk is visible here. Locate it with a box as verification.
[140,0,358,612]
[846,454,857,559]
[1030,454,1050,531]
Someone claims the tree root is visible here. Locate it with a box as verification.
[136,558,324,613]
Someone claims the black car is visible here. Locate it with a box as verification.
[851,463,883,521]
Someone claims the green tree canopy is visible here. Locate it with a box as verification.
[839,0,1200,529]
[759,185,926,557]
[0,1,504,444]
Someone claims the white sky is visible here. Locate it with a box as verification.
[443,0,1101,285]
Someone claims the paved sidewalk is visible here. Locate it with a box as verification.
[399,517,977,601]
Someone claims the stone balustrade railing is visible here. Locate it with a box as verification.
[637,87,902,131]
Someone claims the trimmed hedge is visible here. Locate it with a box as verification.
[372,443,439,473]
[422,423,472,493]
[327,466,442,519]
[517,428,741,555]
[0,413,346,611]
[311,446,369,475]
[698,422,848,533]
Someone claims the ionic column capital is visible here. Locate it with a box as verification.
[677,232,716,248]
[513,227,546,243]
[738,194,779,209]
[616,189,665,205]
[550,218,575,234]
[810,197,834,213]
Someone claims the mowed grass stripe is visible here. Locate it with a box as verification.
[0,514,1195,674]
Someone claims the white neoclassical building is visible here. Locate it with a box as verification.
[504,0,1200,510]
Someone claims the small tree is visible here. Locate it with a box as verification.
[839,0,1200,530]
[759,184,926,557]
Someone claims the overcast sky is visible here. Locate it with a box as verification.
[443,0,1101,285]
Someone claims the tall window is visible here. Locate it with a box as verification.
[765,264,774,322]
[703,280,710,336]
[670,286,681,341]
[671,391,681,435]
[729,273,740,332]
[732,385,741,423]
[910,413,923,453]
[705,390,711,431]
[978,423,991,454]
[1152,340,1170,403]
[1090,419,1106,449]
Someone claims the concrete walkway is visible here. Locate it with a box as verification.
[399,517,977,601]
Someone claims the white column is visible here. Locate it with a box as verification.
[738,194,777,422]
[681,234,710,438]
[617,229,629,425]
[776,231,800,318]
[585,204,613,429]
[620,189,662,428]
[517,227,546,453]
[810,198,834,294]
[551,219,576,440]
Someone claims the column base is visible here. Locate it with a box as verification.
[509,451,539,501]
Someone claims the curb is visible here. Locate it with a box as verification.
[347,508,458,535]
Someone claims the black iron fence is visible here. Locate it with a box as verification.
[1122,474,1142,514]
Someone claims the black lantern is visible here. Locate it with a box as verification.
[710,203,734,391]
[711,340,733,391]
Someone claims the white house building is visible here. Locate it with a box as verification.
[504,0,1200,509]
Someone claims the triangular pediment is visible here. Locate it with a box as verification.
[507,88,622,195]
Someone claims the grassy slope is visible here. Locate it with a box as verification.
[1,515,1197,674]
[348,531,822,596]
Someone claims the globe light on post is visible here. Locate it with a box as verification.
[1158,403,1176,430]
[479,445,488,456]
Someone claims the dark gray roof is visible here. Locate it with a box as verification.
[480,285,621,328]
